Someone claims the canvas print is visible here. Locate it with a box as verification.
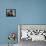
[18,24,46,41]
[6,9,16,17]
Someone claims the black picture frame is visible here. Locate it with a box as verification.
[6,9,16,17]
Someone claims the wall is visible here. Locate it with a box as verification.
[0,0,46,44]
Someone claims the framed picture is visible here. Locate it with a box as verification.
[6,9,16,17]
